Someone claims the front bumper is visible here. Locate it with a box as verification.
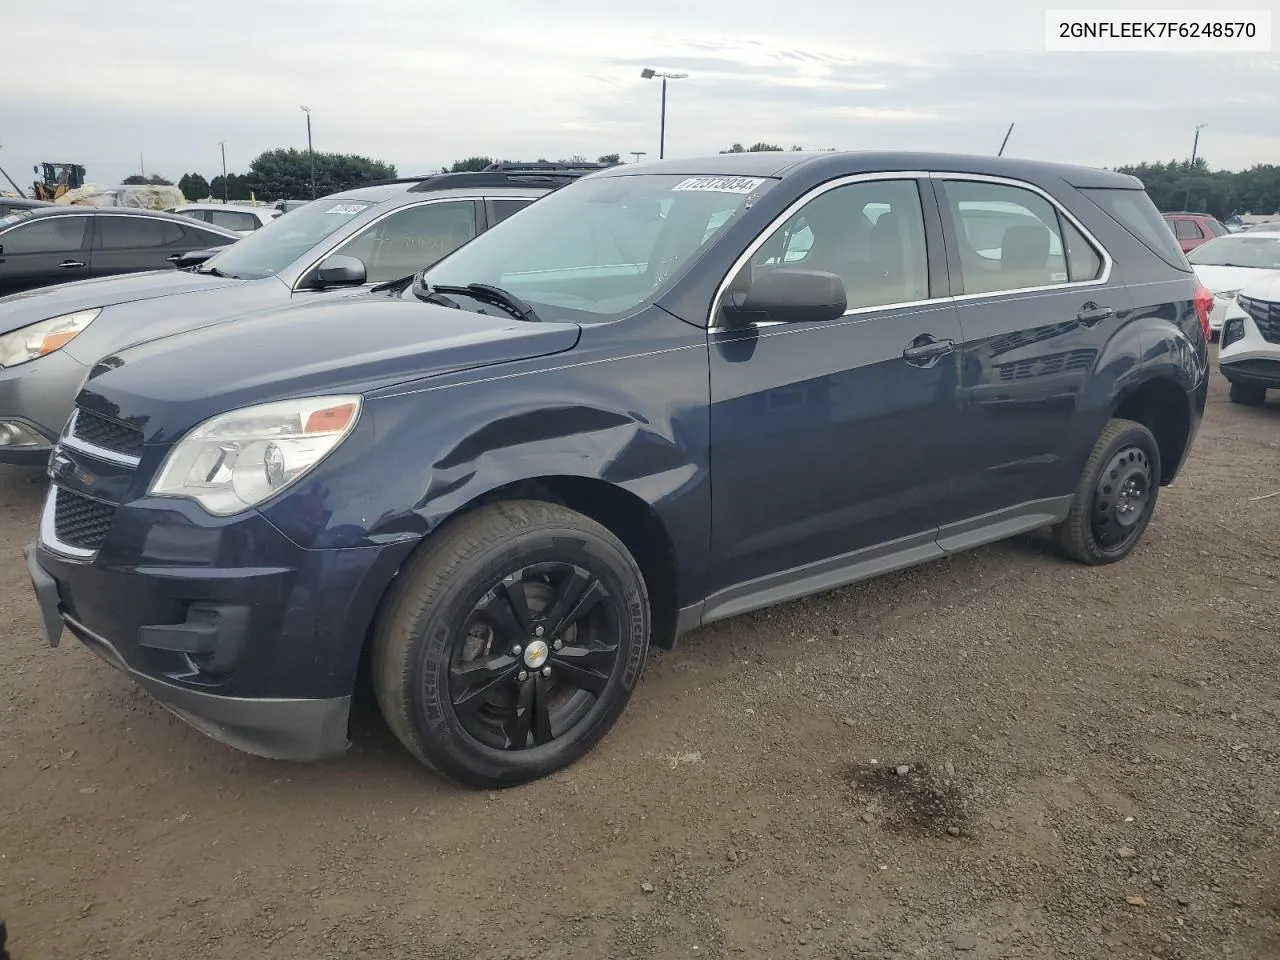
[26,542,350,759]
[24,488,417,760]
[0,349,89,464]
[1219,356,1280,389]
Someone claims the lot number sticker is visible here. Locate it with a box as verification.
[672,176,766,194]
[324,203,366,215]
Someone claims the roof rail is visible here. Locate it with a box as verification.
[357,166,605,192]
[481,160,612,173]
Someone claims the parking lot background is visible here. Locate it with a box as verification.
[1,362,1277,959]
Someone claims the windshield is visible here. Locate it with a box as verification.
[420,173,775,321]
[1188,235,1280,269]
[199,199,373,279]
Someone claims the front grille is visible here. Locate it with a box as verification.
[71,408,144,458]
[53,487,117,551]
[1240,296,1280,344]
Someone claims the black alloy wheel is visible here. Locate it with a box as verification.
[372,500,649,787]
[450,562,621,751]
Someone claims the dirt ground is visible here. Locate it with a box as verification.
[1,366,1277,960]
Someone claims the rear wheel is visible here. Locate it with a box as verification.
[371,500,650,788]
[1228,382,1267,406]
[1054,418,1161,566]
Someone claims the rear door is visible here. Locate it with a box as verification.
[92,215,192,277]
[0,214,93,295]
[931,175,1126,530]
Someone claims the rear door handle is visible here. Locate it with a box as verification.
[1076,303,1115,327]
[58,260,85,269]
[902,335,955,367]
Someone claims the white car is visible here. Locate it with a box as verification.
[169,203,280,236]
[1187,229,1280,337]
[1219,271,1280,406]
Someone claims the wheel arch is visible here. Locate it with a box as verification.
[1110,375,1195,484]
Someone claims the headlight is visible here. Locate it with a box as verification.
[149,395,362,516]
[0,308,101,368]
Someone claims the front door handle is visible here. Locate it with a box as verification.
[165,254,183,263]
[1077,303,1115,327]
[902,335,955,367]
[58,260,85,269]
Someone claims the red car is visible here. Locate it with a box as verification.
[1164,212,1229,253]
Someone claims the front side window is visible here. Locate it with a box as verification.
[0,216,90,254]
[178,209,212,223]
[420,173,774,322]
[745,178,929,310]
[95,217,183,250]
[941,180,1093,294]
[198,199,374,280]
[334,200,477,283]
[490,198,534,224]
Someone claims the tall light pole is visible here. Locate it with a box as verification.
[301,105,316,199]
[630,151,646,163]
[1190,123,1207,167]
[640,68,688,160]
[218,141,228,202]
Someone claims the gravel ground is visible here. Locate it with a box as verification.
[1,365,1277,960]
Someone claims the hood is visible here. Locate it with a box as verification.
[1240,271,1280,304]
[0,269,243,337]
[1191,264,1280,295]
[78,296,582,443]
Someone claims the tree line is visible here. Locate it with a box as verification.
[169,145,1279,219]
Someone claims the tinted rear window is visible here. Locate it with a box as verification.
[1080,188,1191,272]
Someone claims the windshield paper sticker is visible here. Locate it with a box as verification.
[672,176,766,194]
[324,203,366,215]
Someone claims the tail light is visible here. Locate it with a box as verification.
[1193,284,1213,339]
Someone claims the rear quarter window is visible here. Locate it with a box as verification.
[1082,188,1191,272]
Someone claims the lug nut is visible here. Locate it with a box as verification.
[541,666,552,677]
[534,625,545,638]
[517,670,528,682]
[511,644,523,656]
[553,639,563,650]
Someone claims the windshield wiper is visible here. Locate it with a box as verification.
[426,283,543,323]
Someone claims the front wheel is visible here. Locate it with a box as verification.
[1054,418,1161,566]
[1228,382,1267,406]
[371,500,650,788]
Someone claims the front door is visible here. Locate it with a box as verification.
[0,214,93,295]
[91,214,193,277]
[931,176,1130,524]
[706,176,964,613]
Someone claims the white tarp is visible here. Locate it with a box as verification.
[57,183,187,210]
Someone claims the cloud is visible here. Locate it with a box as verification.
[1,0,1275,189]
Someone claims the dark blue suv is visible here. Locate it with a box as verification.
[25,151,1212,788]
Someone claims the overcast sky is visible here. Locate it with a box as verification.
[3,0,1276,190]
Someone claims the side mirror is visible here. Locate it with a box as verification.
[723,267,847,326]
[315,254,366,287]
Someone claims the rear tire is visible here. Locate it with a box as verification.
[371,500,650,788]
[1054,418,1161,566]
[1228,382,1267,406]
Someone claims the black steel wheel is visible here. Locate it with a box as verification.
[1054,418,1161,565]
[371,500,649,787]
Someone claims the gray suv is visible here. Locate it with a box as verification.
[0,163,602,464]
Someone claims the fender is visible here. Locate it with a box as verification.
[257,304,715,611]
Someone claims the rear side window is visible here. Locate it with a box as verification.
[940,180,1072,294]
[1206,218,1229,237]
[1171,219,1202,240]
[1082,188,1191,271]
[209,209,260,232]
[490,198,534,224]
